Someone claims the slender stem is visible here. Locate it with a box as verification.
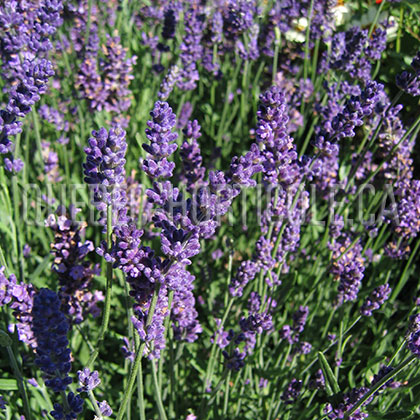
[88,390,103,420]
[11,176,24,283]
[0,245,7,272]
[368,0,385,39]
[223,370,231,416]
[87,204,114,368]
[31,109,44,167]
[116,283,161,420]
[200,298,234,412]
[389,338,407,365]
[7,345,32,420]
[302,0,314,82]
[302,316,362,375]
[272,28,281,84]
[344,354,416,418]
[396,6,404,53]
[390,237,420,302]
[151,361,168,420]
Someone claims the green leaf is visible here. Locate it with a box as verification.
[318,352,340,395]
[368,411,413,419]
[0,378,18,391]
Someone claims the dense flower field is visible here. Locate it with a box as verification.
[1,0,420,418]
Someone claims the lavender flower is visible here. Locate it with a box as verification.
[0,266,36,347]
[158,65,181,100]
[83,125,128,229]
[330,234,365,306]
[371,366,401,390]
[161,7,177,41]
[177,8,205,90]
[408,330,420,358]
[385,179,420,258]
[309,369,325,390]
[77,368,100,392]
[176,101,193,129]
[98,400,112,417]
[281,378,302,404]
[293,306,309,334]
[222,348,246,371]
[0,0,63,171]
[360,284,391,316]
[32,288,72,392]
[324,387,370,419]
[142,101,178,179]
[101,35,137,115]
[229,260,259,297]
[50,392,84,420]
[46,206,103,324]
[180,120,206,191]
[396,52,420,97]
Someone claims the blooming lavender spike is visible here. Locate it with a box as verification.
[0,266,36,347]
[360,283,391,316]
[371,366,401,390]
[309,369,325,390]
[408,330,420,358]
[281,378,302,404]
[45,206,103,324]
[158,65,181,100]
[98,400,113,417]
[330,234,365,306]
[222,347,246,371]
[101,35,137,116]
[142,101,178,179]
[180,120,206,191]
[32,288,72,392]
[77,368,101,392]
[83,125,128,229]
[324,387,370,419]
[0,0,63,171]
[396,52,420,97]
[177,8,205,90]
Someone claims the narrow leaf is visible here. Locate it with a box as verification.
[318,352,340,395]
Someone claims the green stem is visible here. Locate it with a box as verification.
[344,354,416,418]
[11,176,24,283]
[200,298,234,407]
[368,0,385,39]
[390,237,420,302]
[116,283,161,420]
[151,360,168,420]
[7,346,32,420]
[31,109,44,168]
[88,390,103,419]
[158,290,174,403]
[87,204,114,368]
[272,28,281,84]
[223,371,231,416]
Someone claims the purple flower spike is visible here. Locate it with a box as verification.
[32,288,72,393]
[46,206,102,324]
[77,368,101,392]
[83,125,128,229]
[142,101,178,179]
[360,283,391,316]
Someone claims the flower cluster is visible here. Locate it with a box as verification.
[0,0,63,171]
[83,125,128,229]
[32,288,84,419]
[0,266,35,347]
[360,284,391,316]
[45,205,103,324]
